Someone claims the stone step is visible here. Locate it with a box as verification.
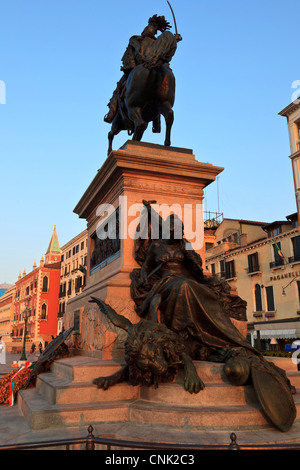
[140,382,257,407]
[36,372,139,405]
[17,387,134,431]
[52,356,300,382]
[36,370,257,407]
[18,386,300,432]
[51,357,230,385]
[51,356,126,383]
[129,400,270,429]
[130,394,300,429]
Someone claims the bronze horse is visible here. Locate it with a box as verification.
[107,31,180,155]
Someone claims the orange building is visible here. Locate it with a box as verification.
[10,227,61,352]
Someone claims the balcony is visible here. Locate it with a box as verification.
[269,259,284,269]
[207,242,240,257]
[289,255,300,265]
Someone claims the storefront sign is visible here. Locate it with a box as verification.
[270,271,300,282]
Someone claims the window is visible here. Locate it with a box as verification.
[75,276,82,293]
[42,276,48,292]
[205,242,214,251]
[67,280,72,296]
[292,235,300,262]
[225,260,235,279]
[41,303,47,319]
[296,120,300,149]
[248,252,259,273]
[254,284,263,311]
[269,227,281,237]
[220,259,225,278]
[211,263,216,276]
[266,286,275,312]
[272,242,284,267]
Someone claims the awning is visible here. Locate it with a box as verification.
[252,329,297,339]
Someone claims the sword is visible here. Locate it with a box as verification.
[167,0,181,40]
[138,262,165,287]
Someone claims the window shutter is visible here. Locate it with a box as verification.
[292,235,300,260]
[266,286,275,311]
[248,254,253,272]
[255,284,262,311]
[254,252,259,271]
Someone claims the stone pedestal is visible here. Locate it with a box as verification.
[63,141,223,358]
[17,355,300,445]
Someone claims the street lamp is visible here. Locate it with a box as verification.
[20,296,31,361]
[282,274,300,297]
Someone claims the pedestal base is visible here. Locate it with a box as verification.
[17,356,300,446]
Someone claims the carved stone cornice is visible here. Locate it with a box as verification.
[74,141,223,219]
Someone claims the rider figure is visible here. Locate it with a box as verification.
[104,15,172,129]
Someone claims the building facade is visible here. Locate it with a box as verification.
[58,229,88,334]
[10,227,61,352]
[203,101,300,351]
[0,285,16,343]
[205,214,300,350]
[279,99,300,225]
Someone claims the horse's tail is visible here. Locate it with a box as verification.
[144,31,178,69]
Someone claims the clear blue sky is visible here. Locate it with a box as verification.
[1,0,299,284]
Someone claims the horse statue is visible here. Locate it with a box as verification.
[104,15,182,155]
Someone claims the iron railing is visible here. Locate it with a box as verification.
[0,426,300,451]
[270,259,284,268]
[288,255,300,264]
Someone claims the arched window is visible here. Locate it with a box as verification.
[42,276,48,292]
[41,303,47,319]
[255,284,262,311]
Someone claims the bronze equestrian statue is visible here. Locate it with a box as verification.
[104,14,182,155]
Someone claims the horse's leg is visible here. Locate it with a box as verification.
[108,130,114,155]
[107,113,124,155]
[127,107,148,141]
[160,102,174,147]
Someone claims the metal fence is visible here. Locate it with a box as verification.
[0,426,300,451]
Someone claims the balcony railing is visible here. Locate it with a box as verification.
[288,254,300,264]
[269,259,284,269]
